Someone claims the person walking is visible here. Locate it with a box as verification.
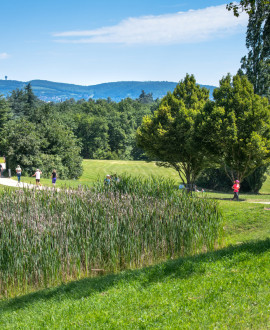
[104,174,111,185]
[16,165,22,185]
[51,169,57,186]
[32,169,42,186]
[232,180,240,201]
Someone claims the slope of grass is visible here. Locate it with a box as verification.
[0,161,269,328]
[0,238,269,329]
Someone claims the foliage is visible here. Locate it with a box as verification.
[227,0,270,99]
[136,74,211,188]
[7,83,41,118]
[243,165,269,192]
[196,166,268,192]
[226,0,268,15]
[0,95,11,131]
[0,177,222,297]
[0,118,83,179]
[137,90,154,104]
[241,1,269,98]
[211,74,270,182]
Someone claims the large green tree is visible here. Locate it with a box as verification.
[211,74,270,182]
[227,0,270,98]
[136,74,211,188]
[1,118,83,179]
[227,0,270,191]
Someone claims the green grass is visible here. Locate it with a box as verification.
[0,239,269,328]
[13,160,270,195]
[0,160,269,328]
[13,159,181,188]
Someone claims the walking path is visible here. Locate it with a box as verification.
[0,178,269,204]
[0,178,35,188]
[0,178,58,190]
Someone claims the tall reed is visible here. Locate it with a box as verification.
[0,177,222,296]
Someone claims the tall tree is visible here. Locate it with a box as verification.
[227,0,270,191]
[136,74,211,188]
[228,0,270,98]
[0,96,11,131]
[212,74,270,182]
[7,89,25,118]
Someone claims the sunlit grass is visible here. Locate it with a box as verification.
[12,159,181,188]
[12,160,270,196]
[0,161,269,328]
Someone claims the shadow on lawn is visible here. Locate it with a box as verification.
[1,237,270,313]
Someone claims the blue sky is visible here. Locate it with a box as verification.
[0,0,248,87]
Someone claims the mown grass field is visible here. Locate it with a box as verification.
[0,160,269,328]
[11,160,180,187]
[11,159,270,202]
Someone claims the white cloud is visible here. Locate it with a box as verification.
[0,53,9,60]
[53,4,248,45]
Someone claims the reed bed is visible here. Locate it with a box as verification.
[0,176,222,296]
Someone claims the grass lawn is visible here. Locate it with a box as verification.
[0,160,269,328]
[11,159,270,192]
[12,159,180,188]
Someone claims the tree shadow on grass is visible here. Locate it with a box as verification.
[1,237,269,313]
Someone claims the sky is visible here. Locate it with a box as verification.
[0,0,248,87]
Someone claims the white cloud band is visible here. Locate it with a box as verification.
[53,4,248,45]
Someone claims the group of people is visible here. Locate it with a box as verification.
[104,174,120,185]
[15,165,57,186]
[13,166,241,200]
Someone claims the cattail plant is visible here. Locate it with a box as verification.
[0,176,222,297]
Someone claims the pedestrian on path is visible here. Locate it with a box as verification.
[32,169,42,186]
[51,169,57,186]
[16,165,22,185]
[232,180,240,201]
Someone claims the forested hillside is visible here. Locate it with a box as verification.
[0,79,216,102]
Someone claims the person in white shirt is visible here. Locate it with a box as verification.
[16,165,22,185]
[32,169,42,186]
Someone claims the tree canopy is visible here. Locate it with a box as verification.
[136,74,211,188]
[228,0,270,99]
[137,74,270,186]
[212,74,270,182]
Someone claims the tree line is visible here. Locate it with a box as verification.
[0,85,157,179]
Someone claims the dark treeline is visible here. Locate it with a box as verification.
[0,84,157,178]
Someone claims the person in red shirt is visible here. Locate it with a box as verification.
[232,180,240,201]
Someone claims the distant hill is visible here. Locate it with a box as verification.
[0,79,216,102]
